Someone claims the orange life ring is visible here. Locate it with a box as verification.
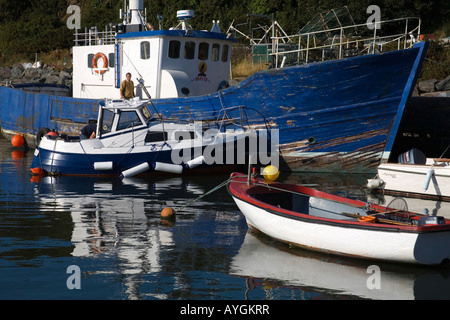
[92,52,108,74]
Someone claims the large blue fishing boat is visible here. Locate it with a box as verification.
[0,2,428,172]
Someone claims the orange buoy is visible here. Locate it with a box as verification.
[161,207,175,220]
[11,135,25,148]
[30,167,45,176]
[47,131,58,137]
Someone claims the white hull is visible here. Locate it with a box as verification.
[232,197,450,265]
[377,162,450,199]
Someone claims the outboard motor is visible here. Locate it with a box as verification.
[398,148,426,164]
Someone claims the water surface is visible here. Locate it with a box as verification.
[1,135,449,301]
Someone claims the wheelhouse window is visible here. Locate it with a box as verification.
[117,111,143,130]
[168,40,181,59]
[212,44,220,61]
[141,41,150,60]
[184,41,195,59]
[100,109,114,134]
[222,45,229,62]
[198,42,209,60]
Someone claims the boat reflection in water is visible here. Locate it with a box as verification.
[230,230,450,300]
[32,174,246,299]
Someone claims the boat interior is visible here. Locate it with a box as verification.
[248,185,447,226]
[250,187,363,221]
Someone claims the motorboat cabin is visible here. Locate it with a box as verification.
[94,99,204,146]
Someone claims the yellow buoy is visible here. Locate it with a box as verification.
[161,207,175,220]
[262,165,279,182]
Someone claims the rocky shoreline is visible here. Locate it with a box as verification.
[0,63,72,87]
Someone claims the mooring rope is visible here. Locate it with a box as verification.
[174,176,235,213]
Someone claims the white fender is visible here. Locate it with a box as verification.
[120,162,150,179]
[185,156,205,169]
[153,162,183,174]
[94,161,113,171]
[423,169,434,191]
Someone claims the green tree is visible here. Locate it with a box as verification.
[0,0,447,65]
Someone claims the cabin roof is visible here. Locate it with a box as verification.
[102,99,150,111]
[116,29,235,42]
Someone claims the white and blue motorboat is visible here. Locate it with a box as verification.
[30,97,256,177]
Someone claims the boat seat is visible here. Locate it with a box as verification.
[252,191,310,214]
[433,158,450,163]
[145,131,168,143]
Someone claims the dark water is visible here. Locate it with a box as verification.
[1,135,450,302]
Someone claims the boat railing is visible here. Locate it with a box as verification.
[73,26,117,46]
[268,16,421,68]
[215,105,274,133]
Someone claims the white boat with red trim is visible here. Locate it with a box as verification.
[228,172,450,266]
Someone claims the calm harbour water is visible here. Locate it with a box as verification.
[1,135,450,301]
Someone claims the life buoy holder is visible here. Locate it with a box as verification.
[92,52,108,75]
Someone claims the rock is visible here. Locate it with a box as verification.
[23,68,42,80]
[63,79,73,87]
[0,63,72,88]
[436,75,450,92]
[10,64,25,79]
[40,68,53,79]
[45,73,61,84]
[0,67,11,81]
[418,79,438,93]
[59,70,71,84]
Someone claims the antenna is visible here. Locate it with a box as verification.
[177,10,194,30]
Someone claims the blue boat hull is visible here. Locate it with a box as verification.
[31,147,174,176]
[30,145,241,177]
[1,42,428,172]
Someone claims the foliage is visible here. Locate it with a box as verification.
[0,0,448,74]
[419,41,450,81]
[0,0,71,64]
